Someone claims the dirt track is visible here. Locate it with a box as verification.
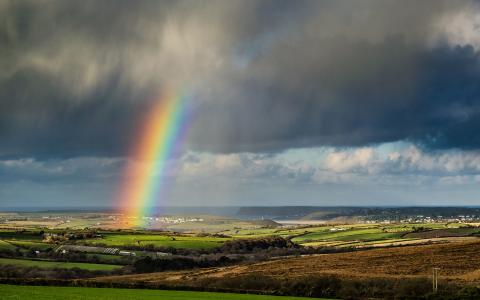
[96,238,480,286]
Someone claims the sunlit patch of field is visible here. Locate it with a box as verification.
[166,220,268,233]
[298,238,417,248]
[83,233,230,249]
[227,226,333,239]
[291,227,403,243]
[287,223,472,246]
[228,228,287,238]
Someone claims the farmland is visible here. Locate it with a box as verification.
[3,210,480,299]
[0,230,43,241]
[0,240,17,251]
[83,233,229,249]
[96,239,480,283]
[1,219,479,254]
[7,240,53,251]
[0,284,324,300]
[0,258,122,271]
[91,239,480,299]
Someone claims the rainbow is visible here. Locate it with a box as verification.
[119,88,191,227]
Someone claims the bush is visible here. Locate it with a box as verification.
[0,264,125,280]
[220,237,297,253]
[133,255,237,273]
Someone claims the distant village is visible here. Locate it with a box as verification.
[363,214,480,224]
[139,216,204,224]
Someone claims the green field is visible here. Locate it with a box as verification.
[292,227,403,243]
[0,258,122,271]
[0,240,17,251]
[0,284,327,300]
[0,222,473,253]
[84,234,230,249]
[0,231,43,241]
[6,240,52,251]
[288,223,468,245]
[229,227,321,239]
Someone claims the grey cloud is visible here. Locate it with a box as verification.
[1,0,480,158]
[0,157,123,183]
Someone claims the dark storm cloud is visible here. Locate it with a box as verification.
[1,0,480,158]
[191,40,480,152]
[0,157,123,183]
[0,70,140,158]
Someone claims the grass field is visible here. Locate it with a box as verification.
[229,227,322,239]
[288,223,470,245]
[291,227,400,243]
[0,258,122,271]
[0,284,326,300]
[228,223,443,237]
[6,240,52,251]
[84,234,229,249]
[0,230,43,241]
[0,222,474,254]
[0,240,17,251]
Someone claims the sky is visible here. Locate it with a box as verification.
[2,0,480,208]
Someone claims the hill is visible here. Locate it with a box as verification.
[91,239,480,298]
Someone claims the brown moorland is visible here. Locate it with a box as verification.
[94,238,480,287]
